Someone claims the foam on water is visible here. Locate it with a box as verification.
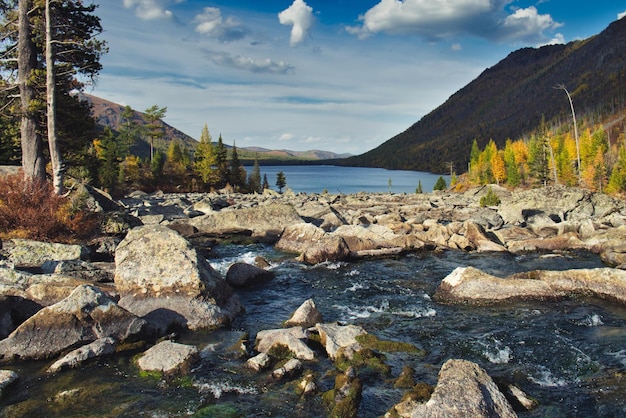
[528,366,569,387]
[194,380,258,399]
[576,313,604,327]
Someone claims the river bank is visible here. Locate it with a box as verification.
[1,184,625,416]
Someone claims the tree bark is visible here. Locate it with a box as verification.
[18,0,46,181]
[46,0,63,194]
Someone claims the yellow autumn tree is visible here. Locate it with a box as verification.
[491,149,506,185]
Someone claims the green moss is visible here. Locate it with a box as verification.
[355,334,425,355]
[401,382,434,403]
[137,369,163,380]
[394,366,416,388]
[336,348,391,376]
[193,403,241,418]
[267,343,295,361]
[480,186,501,207]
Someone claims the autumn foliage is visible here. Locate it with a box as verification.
[0,173,99,242]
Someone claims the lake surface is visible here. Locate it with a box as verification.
[245,165,451,194]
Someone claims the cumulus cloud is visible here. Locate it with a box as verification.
[194,7,249,42]
[278,0,315,46]
[123,0,175,20]
[347,0,562,45]
[206,51,295,75]
[279,133,296,141]
[619,10,626,20]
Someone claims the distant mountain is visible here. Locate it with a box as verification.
[83,94,351,162]
[341,18,626,173]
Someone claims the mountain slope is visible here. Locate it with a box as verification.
[341,18,626,173]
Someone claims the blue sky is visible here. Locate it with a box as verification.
[92,1,626,154]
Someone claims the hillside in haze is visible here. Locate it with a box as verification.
[84,94,351,163]
[341,18,626,174]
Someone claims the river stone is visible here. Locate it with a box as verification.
[284,299,323,328]
[276,222,351,264]
[0,284,146,362]
[315,323,367,360]
[41,260,114,283]
[255,327,315,361]
[409,359,516,418]
[225,262,274,288]
[272,358,302,379]
[246,352,271,371]
[6,239,89,268]
[47,337,116,374]
[137,340,199,375]
[0,369,18,398]
[436,266,626,305]
[115,225,226,299]
[463,221,507,252]
[189,202,302,240]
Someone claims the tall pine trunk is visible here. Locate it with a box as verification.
[46,0,63,194]
[18,0,45,181]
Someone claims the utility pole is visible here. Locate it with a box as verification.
[554,84,580,182]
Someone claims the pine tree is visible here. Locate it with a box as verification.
[247,157,262,193]
[607,147,626,194]
[276,171,287,193]
[215,134,228,187]
[433,176,447,191]
[94,127,121,193]
[228,142,246,190]
[415,180,423,194]
[262,174,270,190]
[503,140,520,187]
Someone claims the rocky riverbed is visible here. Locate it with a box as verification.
[0,184,625,417]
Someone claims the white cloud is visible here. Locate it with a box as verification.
[205,51,295,75]
[278,0,315,46]
[279,133,296,141]
[619,10,626,20]
[194,7,249,42]
[123,0,174,20]
[451,42,462,51]
[347,0,562,45]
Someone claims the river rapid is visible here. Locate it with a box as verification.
[2,245,625,417]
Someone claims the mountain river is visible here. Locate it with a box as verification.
[1,245,625,417]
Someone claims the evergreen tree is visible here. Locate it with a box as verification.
[247,157,262,193]
[415,180,423,194]
[262,174,270,190]
[276,171,287,193]
[433,176,447,191]
[228,142,246,190]
[607,147,626,194]
[503,139,520,187]
[164,140,186,177]
[94,127,120,193]
[144,104,167,163]
[195,124,216,186]
[528,134,549,186]
[215,134,228,187]
[118,105,140,157]
[151,151,165,179]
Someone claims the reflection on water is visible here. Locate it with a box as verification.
[2,246,625,417]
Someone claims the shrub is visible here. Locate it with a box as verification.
[0,173,99,242]
[479,186,501,207]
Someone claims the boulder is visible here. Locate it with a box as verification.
[115,225,240,331]
[276,223,350,264]
[436,266,626,305]
[314,323,367,360]
[0,369,18,398]
[5,239,89,268]
[246,352,271,371]
[255,327,315,361]
[0,285,146,362]
[284,299,323,328]
[47,337,116,373]
[136,340,199,375]
[409,359,516,418]
[189,203,303,240]
[463,221,507,252]
[225,262,274,288]
[272,358,302,379]
[41,260,114,283]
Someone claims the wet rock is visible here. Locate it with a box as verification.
[298,371,318,395]
[5,239,89,268]
[246,352,271,371]
[98,211,142,235]
[323,366,362,418]
[47,337,116,373]
[0,369,18,398]
[272,358,302,379]
[436,266,626,305]
[225,262,274,288]
[463,221,507,252]
[315,323,367,360]
[409,359,516,418]
[115,225,240,331]
[41,260,114,283]
[137,340,199,375]
[284,299,323,328]
[276,222,351,264]
[255,327,315,361]
[0,285,145,362]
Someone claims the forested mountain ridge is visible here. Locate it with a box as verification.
[340,17,626,174]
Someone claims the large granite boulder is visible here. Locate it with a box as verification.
[255,327,315,361]
[225,262,274,288]
[277,222,350,264]
[115,225,241,331]
[0,285,146,362]
[409,359,516,418]
[0,369,18,398]
[436,266,626,305]
[47,337,116,373]
[284,299,323,328]
[189,202,303,240]
[314,323,367,360]
[4,239,89,268]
